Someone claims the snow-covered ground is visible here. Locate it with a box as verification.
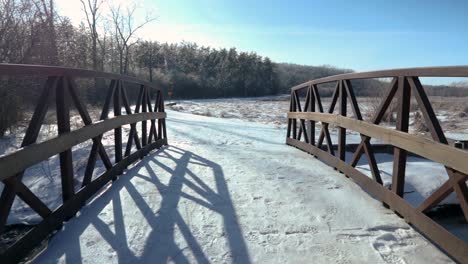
[167,96,466,207]
[31,110,457,263]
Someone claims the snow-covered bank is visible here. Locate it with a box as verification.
[32,111,455,263]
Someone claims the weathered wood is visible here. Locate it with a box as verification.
[141,85,148,146]
[160,93,168,142]
[294,89,309,143]
[0,64,167,263]
[308,86,315,145]
[338,80,347,162]
[156,91,163,140]
[56,77,75,202]
[296,89,306,141]
[15,182,52,218]
[315,82,340,152]
[0,63,161,88]
[290,65,468,91]
[113,81,123,165]
[121,84,142,157]
[67,78,112,170]
[292,90,297,139]
[407,77,468,219]
[287,69,468,263]
[287,137,468,264]
[344,80,382,184]
[1,139,165,264]
[350,78,398,168]
[287,92,293,138]
[83,80,116,187]
[0,112,166,181]
[392,77,411,197]
[287,112,468,176]
[0,77,56,231]
[147,88,157,143]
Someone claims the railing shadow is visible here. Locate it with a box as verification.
[32,146,250,264]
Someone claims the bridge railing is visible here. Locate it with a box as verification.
[286,66,468,263]
[0,64,167,262]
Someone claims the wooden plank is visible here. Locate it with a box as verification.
[0,63,161,89]
[289,65,468,91]
[392,77,411,197]
[317,81,339,148]
[55,77,75,202]
[297,89,310,142]
[121,84,142,157]
[287,112,468,176]
[160,92,168,142]
[0,112,166,181]
[408,76,468,218]
[338,80,346,162]
[308,86,315,145]
[410,78,468,220]
[141,85,148,146]
[15,182,52,218]
[113,81,122,164]
[147,92,157,142]
[83,80,116,187]
[1,139,165,264]
[0,77,56,231]
[350,78,398,167]
[408,77,447,143]
[292,90,297,139]
[287,92,293,138]
[147,88,157,143]
[294,89,309,143]
[156,91,163,140]
[344,80,383,184]
[286,138,468,264]
[67,78,112,170]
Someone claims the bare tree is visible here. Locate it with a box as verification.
[110,3,156,74]
[136,41,165,82]
[79,0,103,70]
[32,0,59,65]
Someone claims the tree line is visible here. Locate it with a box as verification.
[0,0,364,100]
[1,0,467,137]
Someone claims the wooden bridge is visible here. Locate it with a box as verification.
[287,67,468,263]
[0,64,467,263]
[0,64,168,262]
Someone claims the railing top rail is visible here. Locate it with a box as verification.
[291,65,468,90]
[0,63,157,89]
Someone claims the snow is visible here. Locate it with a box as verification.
[31,110,455,263]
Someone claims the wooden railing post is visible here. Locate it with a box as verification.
[285,67,468,263]
[308,85,315,145]
[113,81,123,166]
[391,77,411,197]
[161,93,168,143]
[141,85,148,146]
[287,91,293,139]
[292,90,297,139]
[338,80,347,162]
[0,77,56,232]
[0,64,168,263]
[56,76,75,202]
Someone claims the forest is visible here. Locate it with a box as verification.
[0,0,350,98]
[0,0,467,137]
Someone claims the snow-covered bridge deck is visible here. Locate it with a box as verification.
[32,111,452,263]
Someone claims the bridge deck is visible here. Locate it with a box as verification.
[32,111,452,263]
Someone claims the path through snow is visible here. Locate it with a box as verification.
[32,110,454,263]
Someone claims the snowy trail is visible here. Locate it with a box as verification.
[32,110,453,263]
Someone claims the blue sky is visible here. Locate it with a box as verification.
[60,0,468,74]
